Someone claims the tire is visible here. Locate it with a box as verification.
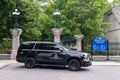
[25,57,36,69]
[68,59,80,71]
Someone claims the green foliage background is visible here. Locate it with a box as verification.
[0,0,113,53]
[42,0,110,43]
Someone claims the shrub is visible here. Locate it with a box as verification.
[0,38,12,54]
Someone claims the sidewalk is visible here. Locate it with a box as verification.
[0,60,17,69]
[92,61,120,66]
[0,60,120,69]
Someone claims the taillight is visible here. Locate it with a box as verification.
[17,50,18,55]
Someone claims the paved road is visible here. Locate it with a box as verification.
[0,63,120,80]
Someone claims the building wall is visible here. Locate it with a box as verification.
[105,14,120,42]
[106,29,120,42]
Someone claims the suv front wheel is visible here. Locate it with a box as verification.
[25,57,36,69]
[68,59,80,71]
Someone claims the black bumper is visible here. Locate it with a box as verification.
[16,55,25,63]
[81,61,92,67]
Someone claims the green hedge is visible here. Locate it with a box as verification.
[0,38,12,54]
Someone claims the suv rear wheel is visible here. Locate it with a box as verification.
[68,59,80,71]
[25,57,36,69]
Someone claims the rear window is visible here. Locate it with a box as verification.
[19,43,35,50]
[35,43,60,50]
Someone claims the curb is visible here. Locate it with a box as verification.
[92,61,120,66]
[0,60,17,70]
[0,64,10,70]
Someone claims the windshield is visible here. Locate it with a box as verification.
[62,46,69,51]
[60,44,71,51]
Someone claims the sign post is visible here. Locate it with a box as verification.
[91,36,109,60]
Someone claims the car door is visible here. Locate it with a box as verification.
[35,43,66,65]
[51,51,66,65]
[47,44,66,65]
[34,43,55,64]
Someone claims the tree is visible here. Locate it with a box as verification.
[110,0,120,7]
[41,0,110,43]
[18,0,42,41]
[0,0,43,41]
[0,0,110,43]
[0,0,15,39]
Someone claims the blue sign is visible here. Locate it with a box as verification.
[92,36,108,51]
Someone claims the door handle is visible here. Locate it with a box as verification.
[50,54,55,57]
[20,52,23,54]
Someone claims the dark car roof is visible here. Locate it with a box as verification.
[21,41,59,44]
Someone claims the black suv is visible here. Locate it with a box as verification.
[16,41,91,71]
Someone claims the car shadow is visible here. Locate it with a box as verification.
[35,66,90,72]
[15,64,90,72]
[36,65,67,70]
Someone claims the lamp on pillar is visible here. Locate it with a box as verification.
[10,8,22,60]
[12,9,20,28]
[53,12,61,28]
[52,12,62,43]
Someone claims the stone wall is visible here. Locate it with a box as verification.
[92,56,120,61]
[0,54,10,60]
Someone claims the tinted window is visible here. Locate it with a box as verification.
[19,43,35,49]
[49,44,60,50]
[35,43,60,50]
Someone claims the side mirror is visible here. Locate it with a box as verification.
[54,46,63,52]
[70,47,76,50]
[55,49,63,53]
[60,49,63,52]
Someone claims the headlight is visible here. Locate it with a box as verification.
[82,53,91,60]
[82,53,88,57]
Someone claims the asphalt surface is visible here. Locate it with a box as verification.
[0,63,120,80]
[1,60,120,69]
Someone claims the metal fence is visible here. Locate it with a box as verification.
[109,42,120,56]
[82,41,120,56]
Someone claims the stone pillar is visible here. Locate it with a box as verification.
[10,28,22,60]
[52,28,62,43]
[75,35,84,51]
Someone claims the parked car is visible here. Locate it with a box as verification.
[16,41,92,71]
